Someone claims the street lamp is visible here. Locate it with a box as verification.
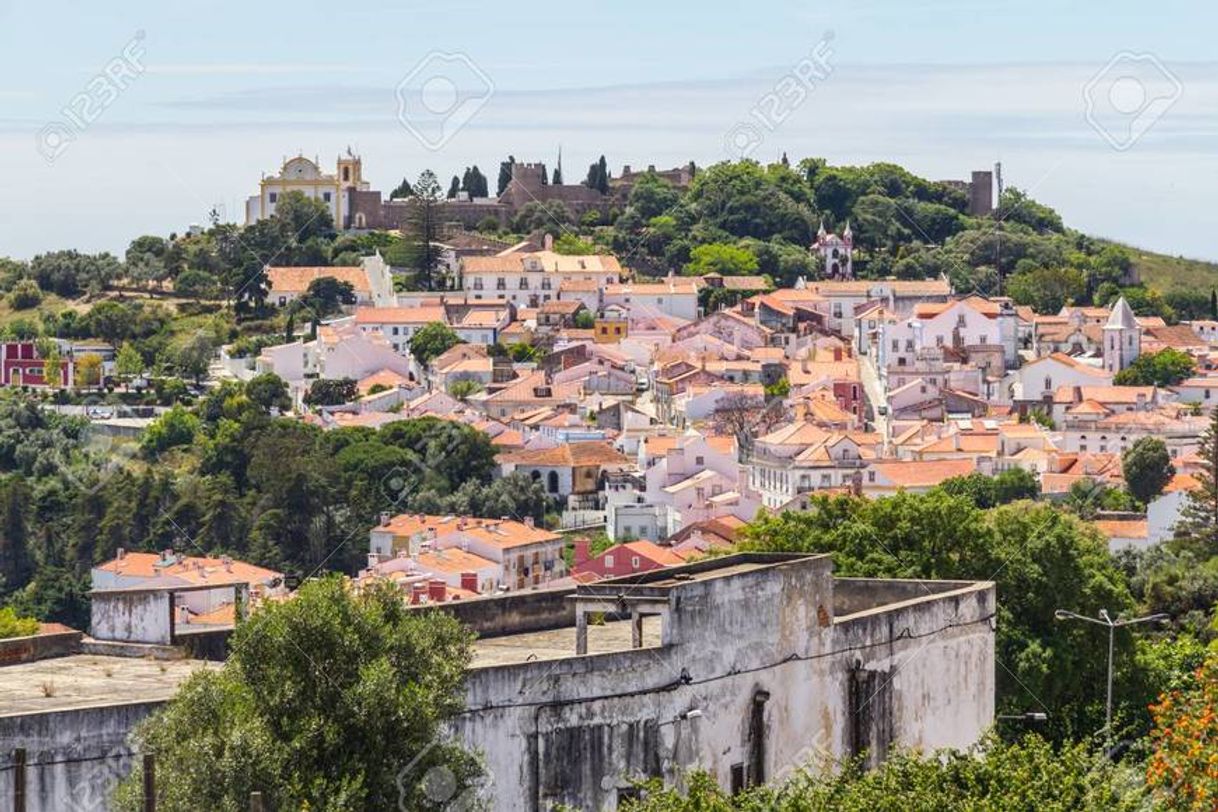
[1054,608,1169,740]
[997,712,1048,723]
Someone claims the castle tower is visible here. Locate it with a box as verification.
[1103,296,1141,374]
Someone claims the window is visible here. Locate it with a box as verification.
[323,192,332,203]
[868,470,876,482]
[631,556,641,568]
[268,192,278,203]
[891,339,899,352]
[695,456,704,466]
[605,554,615,568]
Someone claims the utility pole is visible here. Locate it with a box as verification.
[1054,608,1168,742]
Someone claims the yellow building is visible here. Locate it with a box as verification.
[245,149,368,227]
[594,309,629,343]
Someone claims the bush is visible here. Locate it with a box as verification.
[8,279,43,310]
[0,606,39,640]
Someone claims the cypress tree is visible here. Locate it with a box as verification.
[446,176,461,199]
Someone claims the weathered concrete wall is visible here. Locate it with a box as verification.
[421,585,575,638]
[91,591,172,644]
[0,630,82,667]
[451,558,995,811]
[0,702,162,812]
[832,577,978,616]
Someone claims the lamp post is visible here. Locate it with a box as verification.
[1054,608,1168,741]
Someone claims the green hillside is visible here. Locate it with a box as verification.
[1125,245,1218,295]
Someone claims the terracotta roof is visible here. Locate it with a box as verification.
[1093,519,1148,540]
[267,266,369,294]
[358,368,411,394]
[605,279,699,296]
[94,552,281,587]
[499,441,630,467]
[354,306,447,325]
[463,251,622,275]
[375,513,559,550]
[867,459,976,488]
[1163,472,1201,494]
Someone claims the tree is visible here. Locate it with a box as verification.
[174,331,216,384]
[125,235,170,289]
[409,322,462,366]
[1113,348,1196,387]
[993,467,1041,503]
[174,268,220,300]
[447,378,483,401]
[303,377,358,407]
[271,190,335,244]
[552,234,597,255]
[141,405,201,458]
[112,576,479,812]
[496,155,516,196]
[584,155,610,194]
[682,243,760,277]
[73,353,102,388]
[1005,267,1087,314]
[404,170,445,291]
[299,276,357,320]
[115,344,144,390]
[7,279,42,310]
[1123,438,1175,504]
[389,177,413,199]
[1147,652,1218,808]
[621,736,1145,811]
[0,606,38,640]
[245,373,291,414]
[1177,409,1218,552]
[447,175,461,199]
[743,495,1138,742]
[711,393,786,462]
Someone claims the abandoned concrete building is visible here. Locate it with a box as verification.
[0,553,994,811]
[451,552,995,810]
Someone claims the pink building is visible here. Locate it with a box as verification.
[1,342,73,387]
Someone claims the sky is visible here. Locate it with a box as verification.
[1,0,1216,260]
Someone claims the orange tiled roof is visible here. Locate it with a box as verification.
[499,441,630,467]
[95,552,281,586]
[267,266,369,294]
[375,513,560,550]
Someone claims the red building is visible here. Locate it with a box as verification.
[1,342,73,387]
[571,539,687,581]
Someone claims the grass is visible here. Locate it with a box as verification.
[1120,244,1218,294]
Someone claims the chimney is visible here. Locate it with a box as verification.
[162,548,174,561]
[574,538,590,565]
[544,233,554,251]
[428,579,447,602]
[221,555,232,573]
[367,552,380,569]
[176,605,190,626]
[411,582,427,605]
[461,571,479,593]
[116,547,125,560]
[524,516,535,527]
[379,511,392,527]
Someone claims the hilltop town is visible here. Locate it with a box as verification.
[1,152,1216,809]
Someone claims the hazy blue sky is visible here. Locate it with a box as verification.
[1,0,1215,259]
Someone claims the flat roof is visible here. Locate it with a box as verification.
[472,616,661,668]
[0,655,217,718]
